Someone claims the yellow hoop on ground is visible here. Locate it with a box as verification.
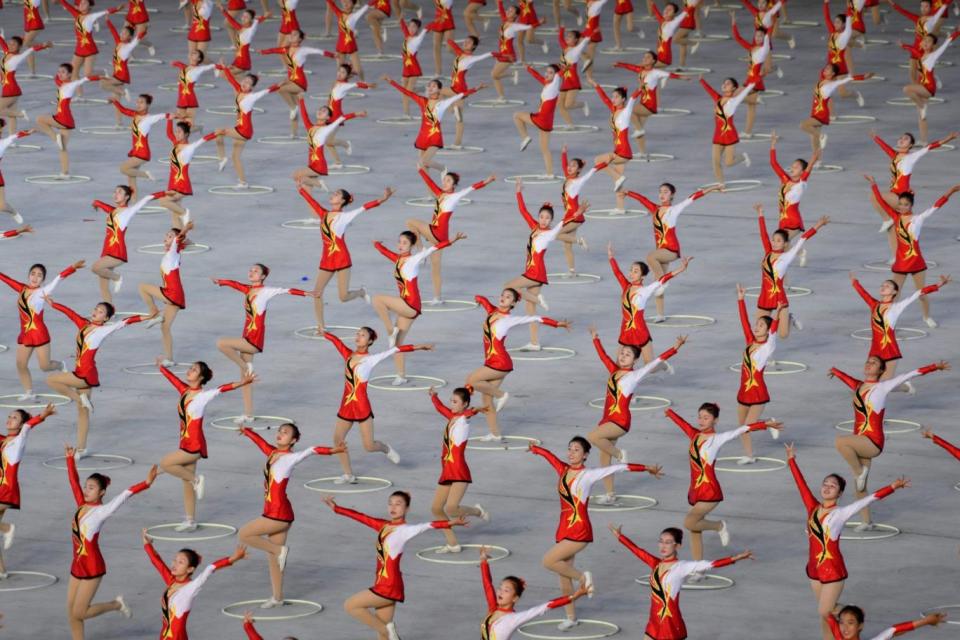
[368,375,447,391]
[635,573,734,590]
[222,599,323,620]
[416,544,510,565]
[507,347,576,361]
[650,314,716,328]
[744,285,811,298]
[715,456,786,473]
[210,415,294,432]
[851,327,926,341]
[422,299,480,313]
[123,362,192,375]
[832,114,877,124]
[437,145,485,155]
[0,393,70,409]
[652,108,692,117]
[24,175,91,185]
[632,152,675,162]
[42,454,134,472]
[726,360,808,375]
[699,179,762,192]
[834,419,921,435]
[466,435,541,451]
[553,124,599,134]
[137,243,210,255]
[504,174,563,185]
[328,164,370,175]
[588,395,671,411]
[546,272,601,285]
[588,495,658,512]
[840,522,900,541]
[406,196,472,207]
[585,208,647,220]
[304,476,393,494]
[518,619,620,639]
[471,98,525,108]
[0,571,58,592]
[145,522,237,542]
[294,325,360,340]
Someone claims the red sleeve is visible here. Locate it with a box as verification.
[916,362,939,375]
[51,301,87,329]
[286,288,308,297]
[931,435,960,461]
[746,420,770,432]
[396,344,416,353]
[298,187,326,217]
[626,463,648,473]
[900,42,922,57]
[0,37,7,55]
[243,620,264,640]
[740,0,758,16]
[325,0,342,15]
[769,148,788,181]
[342,111,360,122]
[312,446,336,455]
[873,485,895,500]
[400,18,411,37]
[539,316,560,328]
[222,8,242,29]
[617,533,659,568]
[613,62,644,73]
[388,78,420,101]
[700,77,720,100]
[123,314,145,326]
[934,187,955,209]
[419,168,442,196]
[111,100,137,117]
[166,118,176,143]
[892,621,918,635]
[431,394,454,420]
[480,558,497,611]
[657,346,678,361]
[201,132,217,142]
[888,2,918,21]
[516,191,537,229]
[259,47,284,55]
[214,279,249,293]
[106,18,121,42]
[651,2,663,21]
[623,191,658,212]
[241,427,276,456]
[211,556,233,570]
[560,147,569,171]
[158,365,189,394]
[593,84,614,111]
[59,0,80,16]
[710,556,737,569]
[475,295,496,313]
[333,504,388,531]
[323,331,354,360]
[758,214,772,253]
[144,542,175,585]
[216,382,238,393]
[1,230,19,238]
[823,1,835,33]
[738,298,753,343]
[609,257,630,289]
[872,135,896,158]
[732,22,752,49]
[171,60,187,69]
[24,414,46,430]
[920,282,941,296]
[665,409,699,439]
[800,226,818,241]
[829,367,860,391]
[529,444,568,475]
[446,38,463,55]
[374,241,399,262]
[92,200,115,214]
[788,458,820,513]
[497,0,507,20]
[66,454,84,505]
[826,614,844,640]
[128,480,150,495]
[222,67,242,92]
[430,519,453,529]
[593,336,617,373]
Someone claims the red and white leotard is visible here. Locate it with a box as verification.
[187,0,213,42]
[871,135,945,195]
[23,0,45,31]
[374,240,450,314]
[526,68,561,132]
[327,80,372,120]
[449,39,492,92]
[743,0,781,33]
[871,183,954,274]
[736,297,778,406]
[584,0,609,43]
[0,264,79,347]
[701,78,754,145]
[68,456,149,579]
[220,67,278,139]
[325,332,414,421]
[59,0,114,57]
[0,413,48,509]
[420,169,489,243]
[52,75,97,129]
[241,428,334,522]
[401,20,428,77]
[479,557,574,640]
[561,153,606,225]
[222,10,268,71]
[557,28,592,92]
[278,0,300,34]
[298,187,382,271]
[327,0,369,54]
[810,75,864,125]
[609,257,673,349]
[770,148,813,231]
[846,0,867,32]
[112,102,166,161]
[431,394,480,484]
[594,84,641,159]
[851,277,942,361]
[387,79,477,150]
[52,303,144,387]
[93,192,164,263]
[492,10,531,64]
[824,9,854,75]
[171,61,216,109]
[627,189,705,256]
[260,45,332,91]
[214,280,307,352]
[299,106,358,175]
[425,0,455,32]
[828,614,922,640]
[107,19,141,83]
[475,295,560,372]
[732,24,769,91]
[890,2,949,51]
[594,336,677,431]
[612,64,681,114]
[161,366,239,458]
[516,192,563,285]
[157,237,187,309]
[125,0,149,25]
[166,120,217,195]
[756,215,818,310]
[331,504,452,602]
[652,3,694,66]
[531,445,648,542]
[1,38,49,98]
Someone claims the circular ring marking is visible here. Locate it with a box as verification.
[587,395,671,412]
[584,208,647,220]
[416,544,510,565]
[744,285,811,298]
[832,114,877,124]
[0,571,58,592]
[422,299,480,313]
[834,419,921,435]
[780,19,819,28]
[670,66,711,76]
[306,33,336,41]
[406,196,471,208]
[466,435,541,451]
[726,360,808,375]
[208,185,276,196]
[210,415,295,432]
[886,96,945,106]
[588,494,658,512]
[137,243,210,255]
[360,53,402,62]
[128,57,164,66]
[122,362,192,375]
[929,143,955,153]
[699,179,762,192]
[813,164,844,173]
[863,38,891,46]
[858,75,886,83]
[205,105,265,116]
[43,454,134,472]
[8,143,43,153]
[850,327,926,341]
[155,154,219,165]
[328,164,370,175]
[863,259,937,272]
[281,218,320,230]
[294,325,360,340]
[139,205,168,216]
[53,39,105,47]
[436,145,485,155]
[632,152,675,162]
[0,344,8,351]
[368,375,447,391]
[546,272,601,285]
[650,314,716,328]
[222,599,323,621]
[552,124,600,134]
[304,476,393,494]
[255,135,307,144]
[0,393,70,409]
[759,90,785,98]
[77,124,129,135]
[503,174,563,185]
[506,346,576,361]
[715,456,787,473]
[691,34,731,42]
[24,175,91,185]
[635,573,734,590]
[741,133,774,144]
[158,81,214,91]
[840,521,900,541]
[376,116,419,125]
[955,482,960,492]
[598,46,648,55]
[145,522,237,542]
[16,73,55,81]
[309,91,364,101]
[518,619,620,640]
[470,98,526,108]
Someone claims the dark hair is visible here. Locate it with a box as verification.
[503,287,520,306]
[452,387,471,406]
[279,422,301,441]
[567,29,581,39]
[896,191,915,206]
[502,576,525,597]
[336,188,354,205]
[838,605,865,624]
[612,86,627,101]
[117,185,133,203]
[338,63,353,77]
[665,1,679,10]
[539,203,555,219]
[660,182,677,195]
[195,49,205,63]
[428,78,443,90]
[253,263,270,279]
[139,93,154,106]
[834,12,845,22]
[242,8,255,19]
[868,356,888,375]
[825,473,847,493]
[622,344,641,359]
[772,229,789,243]
[10,36,23,48]
[122,25,134,38]
[195,361,213,385]
[399,230,418,246]
[661,527,683,544]
[827,63,840,76]
[928,33,939,45]
[645,50,659,63]
[883,279,900,293]
[246,73,259,87]
[360,326,378,343]
[632,261,650,277]
[756,26,768,34]
[724,76,740,89]
[61,62,74,74]
[28,263,47,279]
[390,490,411,507]
[445,171,461,185]
[97,302,116,319]
[795,158,809,172]
[757,314,773,331]
[87,473,111,491]
[547,63,560,74]
[176,121,191,137]
[179,548,202,569]
[0,118,4,129]
[569,157,585,172]
[568,436,591,455]
[466,35,479,48]
[12,409,31,424]
[409,18,422,28]
[902,132,916,146]
[293,28,305,40]
[699,402,720,418]
[170,227,182,236]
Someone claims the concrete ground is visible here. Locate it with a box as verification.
[1,1,958,638]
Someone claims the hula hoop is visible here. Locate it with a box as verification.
[406,196,471,208]
[518,619,620,639]
[360,53,402,62]
[0,571,58,592]
[741,133,774,144]
[635,573,734,590]
[122,362,191,375]
[863,38,891,46]
[744,285,811,298]
[588,495,658,512]
[832,114,877,124]
[955,482,960,492]
[137,243,210,255]
[128,57,164,66]
[929,143,955,153]
[145,522,237,542]
[436,145,485,155]
[863,258,936,272]
[506,346,576,361]
[840,522,900,540]
[139,205,168,216]
[922,605,960,625]
[328,164,370,175]
[210,415,294,432]
[759,89,785,98]
[715,456,787,473]
[208,185,276,195]
[726,360,808,375]
[0,344,6,351]
[53,39,105,47]
[281,218,320,230]
[649,314,716,328]
[8,143,43,153]
[632,152,675,162]
[851,327,925,341]
[598,46,648,55]
[858,75,886,83]
[24,175,91,184]
[584,208,647,220]
[470,98,525,108]
[376,115,419,125]
[368,375,447,391]
[294,325,360,340]
[304,476,393,494]
[222,599,323,620]
[886,96,945,106]
[306,33,336,41]
[813,164,844,173]
[256,135,307,144]
[834,419,921,435]
[0,393,70,409]
[780,20,819,28]
[155,154,219,165]
[205,105,265,116]
[17,73,55,81]
[553,124,600,134]
[690,34,731,43]
[42,454,134,472]
[416,544,510,565]
[309,91,363,101]
[504,174,563,185]
[77,124,128,135]
[546,272,601,285]
[158,82,214,91]
[699,179,762,192]
[422,299,480,313]
[466,435,541,451]
[670,67,711,76]
[587,395,671,412]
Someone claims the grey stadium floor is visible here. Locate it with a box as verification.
[0,1,958,638]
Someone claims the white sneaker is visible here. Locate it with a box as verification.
[541,40,549,54]
[0,571,7,580]
[74,448,88,460]
[902,381,916,395]
[345,140,352,156]
[878,219,893,233]
[173,519,197,532]
[736,456,756,466]
[192,474,205,501]
[618,448,627,464]
[577,236,588,251]
[853,522,876,533]
[426,297,442,306]
[245,362,254,376]
[651,315,666,324]
[519,136,532,151]
[592,493,616,505]
[387,326,399,347]
[160,359,175,367]
[2,523,15,550]
[776,66,784,79]
[12,212,23,224]
[17,392,36,403]
[742,152,751,168]
[385,444,401,464]
[148,45,156,57]
[260,597,284,609]
[582,570,594,597]
[478,432,504,442]
[276,545,289,572]
[512,69,519,85]
[613,175,626,192]
[362,287,371,304]
[386,621,401,640]
[435,544,462,554]
[558,619,580,631]
[144,315,163,329]
[123,87,131,102]
[790,314,803,331]
[855,91,864,108]
[788,35,796,49]
[181,209,191,226]
[112,275,123,294]
[690,40,700,55]
[236,182,249,189]
[854,465,869,492]
[55,133,64,150]
[217,157,228,172]
[333,474,358,485]
[770,426,780,440]
[494,392,510,412]
[718,520,730,546]
[233,414,253,425]
[518,342,541,352]
[79,394,94,413]
[663,361,675,375]
[289,107,298,121]
[391,376,408,386]
[819,133,828,150]
[799,248,807,267]
[923,316,938,328]
[582,101,589,117]
[116,595,132,619]
[632,129,643,140]
[475,503,490,522]
[537,293,548,310]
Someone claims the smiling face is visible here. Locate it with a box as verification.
[696,409,717,431]
[189,50,201,66]
[27,266,45,288]
[566,440,587,466]
[628,262,644,284]
[397,233,414,253]
[5,411,25,436]
[822,64,836,80]
[241,76,255,92]
[185,362,203,386]
[56,66,71,82]
[171,552,197,580]
[114,186,129,205]
[721,78,736,95]
[83,478,106,503]
[565,158,580,176]
[496,580,520,608]
[657,531,680,560]
[896,196,912,214]
[819,475,842,502]
[771,233,786,251]
[616,345,637,369]
[426,80,441,99]
[641,51,656,67]
[449,392,467,413]
[837,612,863,639]
[442,174,456,191]
[241,10,254,26]
[754,31,765,45]
[248,264,266,284]
[387,494,408,520]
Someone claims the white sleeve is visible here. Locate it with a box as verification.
[331,205,367,234]
[188,64,216,81]
[867,628,897,640]
[828,494,880,533]
[709,426,751,452]
[40,273,65,297]
[581,463,629,486]
[117,194,157,227]
[0,135,20,158]
[93,488,136,524]
[837,18,853,49]
[724,84,755,115]
[363,347,402,371]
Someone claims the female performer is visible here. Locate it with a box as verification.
[58,0,120,83]
[769,132,818,260]
[922,428,960,461]
[826,607,947,640]
[138,224,194,364]
[171,50,216,126]
[651,1,695,68]
[322,491,467,640]
[212,66,280,187]
[731,19,769,138]
[35,65,100,178]
[589,81,641,195]
[0,259,83,400]
[426,386,489,553]
[529,437,660,630]
[213,265,316,423]
[220,6,271,74]
[324,63,374,168]
[489,1,532,101]
[889,0,950,82]
[610,522,752,639]
[405,169,495,304]
[901,30,960,144]
[799,64,873,157]
[0,119,34,221]
[556,27,593,128]
[237,423,343,607]
[426,0,456,76]
[556,146,604,274]
[665,405,781,563]
[786,442,909,640]
[157,359,254,532]
[98,18,141,113]
[398,19,428,118]
[587,328,684,504]
[699,75,754,184]
[322,329,432,481]
[277,0,300,45]
[124,0,153,54]
[465,290,570,440]
[443,35,491,150]
[822,9,859,116]
[513,64,561,177]
[154,120,218,226]
[326,0,369,81]
[259,31,335,138]
[293,100,365,190]
[10,2,48,79]
[613,53,688,161]
[0,36,53,135]
[65,447,156,640]
[185,0,213,56]
[111,96,168,193]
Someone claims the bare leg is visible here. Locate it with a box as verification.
[542,540,587,621]
[92,256,124,303]
[736,403,764,458]
[313,269,336,332]
[238,517,290,600]
[811,579,845,640]
[67,576,122,640]
[160,450,201,519]
[344,590,395,637]
[684,501,721,561]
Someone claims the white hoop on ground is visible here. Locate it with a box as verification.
[858,75,886,83]
[416,544,510,565]
[553,124,599,134]
[598,46,648,55]
[210,415,294,432]
[759,89,785,98]
[360,53,402,62]
[17,73,55,81]
[507,347,576,361]
[744,285,811,298]
[503,174,562,185]
[467,435,541,451]
[156,154,219,164]
[690,34,731,42]
[832,114,877,124]
[636,573,734,590]
[208,185,275,195]
[780,20,819,28]
[588,495,658,512]
[406,196,471,208]
[309,91,364,101]
[470,98,525,108]
[122,362,191,375]
[546,272,600,285]
[137,243,210,255]
[158,82,214,91]
[77,124,128,135]
[715,456,786,473]
[128,57,164,66]
[436,145,485,155]
[863,38,891,46]
[422,299,479,313]
[145,522,237,542]
[42,454,134,472]
[24,175,91,185]
[651,314,716,327]
[851,327,926,341]
[863,259,936,271]
[741,133,774,144]
[223,600,322,620]
[368,375,447,391]
[700,179,762,192]
[139,205,168,216]
[584,208,647,220]
[0,344,8,351]
[518,619,620,639]
[0,571,58,592]
[726,360,808,375]
[281,218,320,229]
[376,115,419,125]
[930,144,955,153]
[53,39,105,47]
[886,96,945,106]
[955,482,960,492]
[306,33,336,41]
[632,152,675,162]
[205,105,265,116]
[304,476,393,494]
[840,521,900,540]
[588,395,671,411]
[0,393,70,409]
[813,164,844,173]
[834,419,921,435]
[255,135,307,144]
[328,164,370,175]
[670,67,711,76]
[47,15,74,21]
[294,325,360,340]
[115,311,149,319]
[922,605,960,625]
[8,143,43,153]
